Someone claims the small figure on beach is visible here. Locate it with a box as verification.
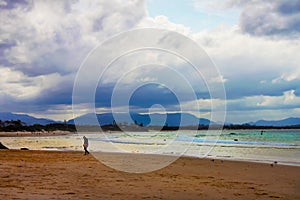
[83,136,89,155]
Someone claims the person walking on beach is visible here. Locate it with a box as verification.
[83,136,89,155]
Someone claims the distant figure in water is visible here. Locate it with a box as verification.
[261,130,265,135]
[83,136,89,155]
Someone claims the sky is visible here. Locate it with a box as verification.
[0,0,300,124]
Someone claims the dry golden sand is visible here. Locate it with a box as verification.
[0,150,299,200]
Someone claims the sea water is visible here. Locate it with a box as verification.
[1,129,300,166]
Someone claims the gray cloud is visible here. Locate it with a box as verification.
[0,0,147,117]
[278,0,300,15]
[0,0,146,76]
[236,0,300,36]
[0,0,32,10]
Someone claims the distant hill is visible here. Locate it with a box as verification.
[0,112,59,125]
[68,112,212,127]
[2,112,299,128]
[250,117,300,127]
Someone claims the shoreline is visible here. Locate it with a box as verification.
[0,131,300,166]
[0,131,75,137]
[1,128,299,137]
[1,130,299,168]
[0,149,299,199]
[1,128,300,137]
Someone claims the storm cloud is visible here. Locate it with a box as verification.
[236,0,300,36]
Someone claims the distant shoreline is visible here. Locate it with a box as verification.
[1,127,300,137]
[0,131,75,137]
[1,118,300,134]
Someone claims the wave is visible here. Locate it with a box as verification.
[176,136,299,147]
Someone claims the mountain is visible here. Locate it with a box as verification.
[3,111,298,127]
[68,112,212,127]
[0,112,59,125]
[250,117,300,127]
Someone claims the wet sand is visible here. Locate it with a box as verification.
[0,150,299,199]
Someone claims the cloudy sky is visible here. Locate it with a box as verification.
[0,0,300,123]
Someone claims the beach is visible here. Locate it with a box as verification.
[0,150,299,199]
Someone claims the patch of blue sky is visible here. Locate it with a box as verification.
[146,0,240,32]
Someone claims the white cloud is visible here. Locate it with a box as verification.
[209,75,227,83]
[1,0,147,76]
[272,70,300,83]
[193,26,300,97]
[180,89,300,123]
[232,90,300,109]
[182,98,226,111]
[0,66,67,99]
[26,104,75,121]
[0,0,6,6]
[138,15,192,36]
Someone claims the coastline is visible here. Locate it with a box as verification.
[1,129,299,168]
[0,149,299,199]
[0,131,75,137]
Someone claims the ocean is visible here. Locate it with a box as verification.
[1,129,300,166]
